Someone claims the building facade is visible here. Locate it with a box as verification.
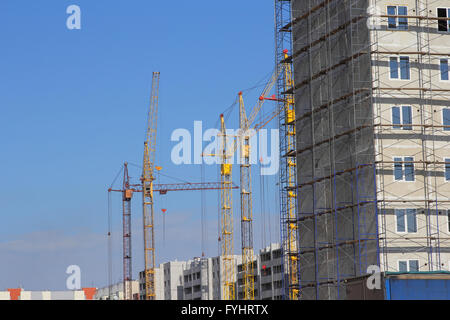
[94,281,140,300]
[258,244,284,300]
[236,257,259,300]
[288,0,450,299]
[138,265,164,300]
[183,255,242,300]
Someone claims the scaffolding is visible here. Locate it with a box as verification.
[371,0,450,274]
[287,0,450,299]
[275,0,300,300]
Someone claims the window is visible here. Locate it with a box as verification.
[261,283,272,291]
[388,6,408,30]
[273,265,283,274]
[399,260,420,272]
[441,59,449,81]
[394,157,415,181]
[274,280,283,289]
[390,56,410,80]
[409,260,419,272]
[261,267,271,276]
[437,8,450,32]
[392,106,412,130]
[261,253,271,262]
[398,260,407,272]
[273,249,282,259]
[443,109,450,131]
[445,159,450,181]
[395,209,417,233]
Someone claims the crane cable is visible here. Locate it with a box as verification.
[201,163,207,257]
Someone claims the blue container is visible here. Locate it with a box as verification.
[385,273,450,300]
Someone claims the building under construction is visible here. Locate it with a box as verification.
[280,0,450,299]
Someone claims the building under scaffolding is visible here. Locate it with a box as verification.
[281,0,450,299]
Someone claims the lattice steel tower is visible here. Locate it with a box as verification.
[275,0,299,300]
[142,72,160,300]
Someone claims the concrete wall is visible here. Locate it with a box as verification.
[139,266,165,300]
[95,280,139,300]
[258,244,284,300]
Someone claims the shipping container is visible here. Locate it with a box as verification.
[345,272,450,300]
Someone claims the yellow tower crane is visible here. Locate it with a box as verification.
[217,68,281,301]
[142,71,160,300]
[218,114,235,300]
[206,68,285,301]
[238,92,255,301]
[281,49,298,300]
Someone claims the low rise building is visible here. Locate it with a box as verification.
[94,280,139,300]
[139,261,186,300]
[236,256,260,300]
[258,243,284,300]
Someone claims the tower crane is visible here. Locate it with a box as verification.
[209,68,283,301]
[142,71,160,300]
[279,49,298,300]
[201,115,238,300]
[219,114,235,300]
[238,68,279,301]
[238,92,255,301]
[109,171,240,300]
[122,162,133,300]
[107,162,141,300]
[106,162,135,300]
[238,55,298,300]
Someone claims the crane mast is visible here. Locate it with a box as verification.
[122,162,133,300]
[236,68,282,300]
[219,114,235,300]
[142,71,160,300]
[238,92,255,300]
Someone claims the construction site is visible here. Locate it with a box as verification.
[2,0,450,301]
[93,0,450,301]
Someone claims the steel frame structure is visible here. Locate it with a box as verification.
[219,114,236,300]
[370,0,450,274]
[238,92,256,300]
[286,0,450,300]
[142,71,160,300]
[122,162,133,300]
[275,0,299,300]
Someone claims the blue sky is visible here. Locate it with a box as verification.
[0,1,280,290]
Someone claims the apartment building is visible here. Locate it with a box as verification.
[95,281,139,300]
[286,0,450,299]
